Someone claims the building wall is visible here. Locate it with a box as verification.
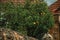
[49,23,59,40]
[49,0,60,40]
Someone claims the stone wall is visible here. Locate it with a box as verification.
[0,28,38,40]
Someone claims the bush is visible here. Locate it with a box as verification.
[0,0,54,39]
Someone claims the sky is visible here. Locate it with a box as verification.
[44,0,57,6]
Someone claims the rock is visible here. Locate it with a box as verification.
[42,33,53,40]
[0,28,38,40]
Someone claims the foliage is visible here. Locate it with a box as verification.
[0,0,54,40]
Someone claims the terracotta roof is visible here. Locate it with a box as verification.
[49,0,60,13]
